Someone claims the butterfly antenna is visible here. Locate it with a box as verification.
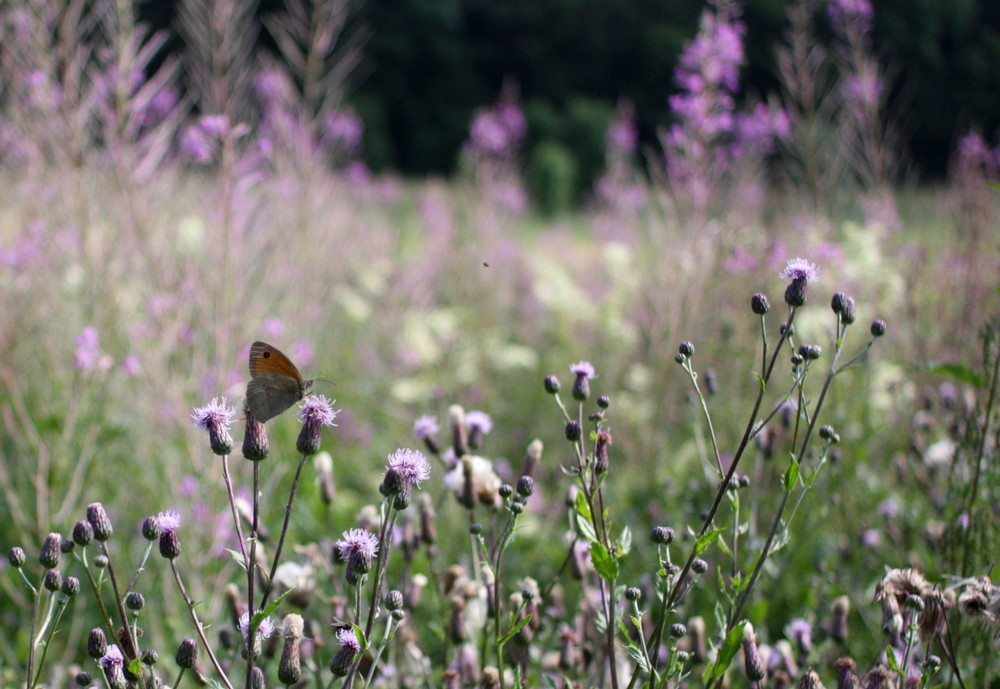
[313,376,336,387]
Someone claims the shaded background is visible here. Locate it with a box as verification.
[135,0,1000,179]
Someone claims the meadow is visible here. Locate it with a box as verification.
[1,0,999,688]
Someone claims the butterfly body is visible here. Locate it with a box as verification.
[246,341,313,422]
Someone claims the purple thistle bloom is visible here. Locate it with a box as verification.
[336,626,360,652]
[198,114,230,139]
[100,644,124,669]
[238,611,275,639]
[73,326,111,371]
[787,618,813,653]
[181,125,214,163]
[465,411,493,435]
[386,448,431,487]
[156,511,182,534]
[337,528,379,561]
[779,258,820,282]
[297,395,339,427]
[191,397,237,431]
[413,415,439,439]
[570,361,595,379]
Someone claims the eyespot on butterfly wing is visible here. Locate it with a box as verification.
[246,342,313,422]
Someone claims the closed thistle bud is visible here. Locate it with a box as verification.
[624,587,641,602]
[43,569,62,591]
[831,292,848,314]
[692,558,708,574]
[384,590,404,611]
[242,406,270,461]
[841,296,856,325]
[799,344,822,360]
[88,628,109,659]
[175,638,198,669]
[278,614,304,685]
[73,520,94,546]
[742,623,765,682]
[795,669,824,689]
[141,516,160,541]
[87,503,113,541]
[650,526,675,545]
[8,546,25,568]
[870,320,886,337]
[594,431,612,475]
[565,420,582,442]
[125,592,145,612]
[250,667,266,689]
[515,475,534,497]
[751,293,770,315]
[75,671,93,686]
[834,656,858,689]
[159,530,181,559]
[499,482,514,499]
[830,596,850,643]
[678,341,695,358]
[142,649,159,666]
[380,467,405,497]
[669,623,686,639]
[93,554,108,568]
[862,664,891,689]
[39,533,62,568]
[785,277,808,307]
[544,374,561,394]
[597,395,610,408]
[60,538,74,554]
[61,576,81,597]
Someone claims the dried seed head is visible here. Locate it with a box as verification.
[795,669,824,689]
[830,595,850,643]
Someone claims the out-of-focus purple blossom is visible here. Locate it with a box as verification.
[121,355,141,375]
[199,114,230,139]
[346,161,372,186]
[288,340,314,369]
[877,497,899,520]
[844,72,881,109]
[413,415,440,440]
[181,125,214,164]
[465,411,493,435]
[141,87,179,128]
[255,69,293,105]
[786,618,813,654]
[725,246,758,273]
[607,117,638,153]
[736,103,791,154]
[861,528,880,548]
[827,0,874,35]
[73,327,113,372]
[324,110,364,154]
[677,11,745,93]
[956,512,970,531]
[465,92,526,159]
[263,317,284,339]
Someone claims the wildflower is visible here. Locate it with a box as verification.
[443,455,502,508]
[384,448,432,509]
[787,618,813,655]
[42,569,62,591]
[565,420,582,441]
[72,520,94,546]
[73,327,113,372]
[277,614,304,685]
[861,664,891,689]
[570,361,595,400]
[61,576,80,597]
[650,526,675,545]
[870,319,886,337]
[918,588,952,644]
[413,414,441,454]
[175,638,198,669]
[834,656,858,689]
[830,596,850,643]
[296,395,339,455]
[594,431,612,475]
[543,374,561,394]
[87,503,113,541]
[192,397,237,456]
[140,516,160,541]
[780,258,820,307]
[100,645,127,689]
[795,670,824,689]
[238,611,275,659]
[465,411,493,449]
[337,528,379,585]
[7,547,25,568]
[751,293,770,314]
[330,626,360,677]
[156,511,182,560]
[242,404,270,461]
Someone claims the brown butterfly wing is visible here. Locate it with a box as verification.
[249,341,304,382]
[246,374,306,423]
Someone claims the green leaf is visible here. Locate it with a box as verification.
[252,589,294,628]
[353,623,368,650]
[885,645,899,672]
[625,641,651,672]
[127,658,142,677]
[753,372,765,389]
[574,490,593,522]
[693,528,723,556]
[575,512,598,544]
[704,621,746,682]
[224,547,247,570]
[589,542,619,582]
[499,613,533,646]
[782,455,799,493]
[920,362,986,387]
[617,526,632,557]
[716,534,732,558]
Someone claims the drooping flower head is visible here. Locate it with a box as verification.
[192,397,237,455]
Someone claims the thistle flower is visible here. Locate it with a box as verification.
[39,533,62,568]
[156,511,182,560]
[88,628,108,659]
[413,414,441,454]
[570,361,595,400]
[296,395,339,455]
[99,645,127,689]
[73,520,94,546]
[175,638,198,669]
[192,397,237,455]
[238,611,275,659]
[465,411,493,449]
[795,670,824,689]
[384,448,432,509]
[780,258,820,307]
[337,528,379,585]
[330,626,360,676]
[833,656,858,689]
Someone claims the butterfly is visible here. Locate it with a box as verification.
[246,341,313,423]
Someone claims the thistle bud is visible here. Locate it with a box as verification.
[142,649,159,666]
[87,503,113,541]
[8,546,25,568]
[624,587,641,602]
[125,592,145,612]
[650,526,675,545]
[520,439,543,480]
[544,374,561,394]
[570,361,595,400]
[751,293,770,315]
[565,420,582,442]
[515,475,534,497]
[678,341,695,358]
[833,656,858,689]
[43,569,62,591]
[277,614,304,685]
[870,320,886,337]
[242,406,270,461]
[594,430,612,475]
[742,623,765,682]
[75,671,93,686]
[785,277,808,307]
[39,533,62,568]
[88,628,109,659]
[73,520,94,546]
[62,576,81,597]
[385,590,404,611]
[140,516,160,541]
